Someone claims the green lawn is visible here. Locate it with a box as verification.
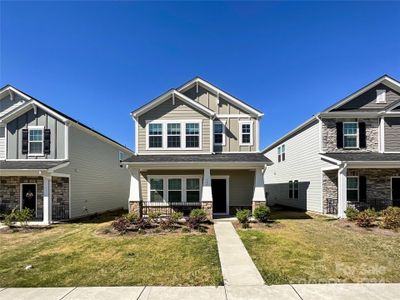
[0,212,223,287]
[238,210,400,285]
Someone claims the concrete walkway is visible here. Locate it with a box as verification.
[214,221,264,286]
[1,284,399,300]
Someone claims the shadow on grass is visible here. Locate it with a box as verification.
[269,205,313,220]
[67,209,127,224]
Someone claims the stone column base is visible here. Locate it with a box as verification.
[129,201,141,216]
[252,200,266,213]
[201,201,213,220]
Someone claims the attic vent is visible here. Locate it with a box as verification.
[376,89,386,103]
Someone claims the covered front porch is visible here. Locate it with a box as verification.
[122,153,272,218]
[321,153,400,217]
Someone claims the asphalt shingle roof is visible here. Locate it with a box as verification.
[0,160,69,170]
[322,152,400,162]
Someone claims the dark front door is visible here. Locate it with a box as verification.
[392,178,400,207]
[22,184,36,212]
[212,179,227,214]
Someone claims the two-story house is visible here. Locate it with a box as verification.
[263,75,400,217]
[0,85,133,224]
[122,77,271,218]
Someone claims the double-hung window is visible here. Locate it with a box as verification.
[240,121,252,145]
[28,126,44,155]
[150,178,164,202]
[167,123,181,148]
[186,123,200,148]
[148,123,163,148]
[281,144,286,161]
[168,178,182,202]
[343,122,358,148]
[186,178,200,202]
[278,147,281,162]
[289,180,298,199]
[213,121,225,145]
[347,177,359,202]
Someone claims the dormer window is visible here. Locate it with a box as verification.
[376,89,386,103]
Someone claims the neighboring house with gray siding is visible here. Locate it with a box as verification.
[263,75,400,217]
[0,85,133,224]
[121,77,271,218]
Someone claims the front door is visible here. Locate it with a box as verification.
[211,179,227,214]
[392,178,400,207]
[22,184,36,213]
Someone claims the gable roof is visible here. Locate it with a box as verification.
[0,85,133,154]
[131,89,215,119]
[177,77,264,118]
[385,98,400,112]
[323,74,400,112]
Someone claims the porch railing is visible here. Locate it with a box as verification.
[325,198,338,215]
[52,203,69,220]
[141,201,201,216]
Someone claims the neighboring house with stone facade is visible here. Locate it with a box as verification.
[121,77,272,218]
[263,75,400,217]
[0,85,133,224]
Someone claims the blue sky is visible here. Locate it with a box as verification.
[1,1,399,150]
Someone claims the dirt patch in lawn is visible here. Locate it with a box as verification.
[335,219,400,236]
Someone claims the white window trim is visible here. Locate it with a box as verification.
[118,151,124,161]
[146,120,202,151]
[376,89,386,103]
[147,123,163,149]
[213,120,226,146]
[343,122,359,149]
[239,120,253,146]
[166,123,182,149]
[147,175,202,203]
[28,126,44,157]
[347,176,359,202]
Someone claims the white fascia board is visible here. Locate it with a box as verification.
[177,78,264,118]
[384,100,400,112]
[347,161,400,168]
[122,161,269,169]
[324,76,400,112]
[0,86,32,101]
[319,112,380,118]
[262,115,318,153]
[320,154,342,166]
[132,90,215,119]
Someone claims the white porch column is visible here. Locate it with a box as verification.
[337,164,348,218]
[43,176,52,225]
[128,168,141,215]
[201,168,213,219]
[252,167,266,212]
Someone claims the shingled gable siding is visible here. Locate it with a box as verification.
[384,117,400,152]
[137,98,211,153]
[6,107,66,159]
[322,118,379,153]
[182,85,258,152]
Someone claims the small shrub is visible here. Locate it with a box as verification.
[138,228,146,235]
[236,209,251,228]
[356,208,377,228]
[112,216,130,233]
[136,218,152,230]
[3,208,33,228]
[189,209,207,222]
[148,211,161,222]
[345,207,359,221]
[187,217,201,229]
[171,211,184,223]
[125,212,139,224]
[198,226,207,233]
[253,205,271,223]
[381,207,400,229]
[181,227,191,233]
[3,208,17,227]
[159,217,175,230]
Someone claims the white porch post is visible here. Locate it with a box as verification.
[128,168,141,215]
[252,167,266,212]
[201,168,213,219]
[337,164,348,218]
[43,176,52,225]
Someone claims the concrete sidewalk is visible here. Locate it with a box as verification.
[214,221,264,286]
[0,284,399,300]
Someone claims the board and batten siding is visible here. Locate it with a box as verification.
[6,108,66,159]
[384,117,400,152]
[58,126,131,218]
[137,97,211,153]
[264,120,330,212]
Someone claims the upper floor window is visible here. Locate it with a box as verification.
[28,126,44,156]
[343,122,358,148]
[186,123,200,148]
[376,89,386,103]
[277,144,285,162]
[239,121,253,146]
[167,123,181,148]
[213,121,225,146]
[118,151,124,161]
[148,123,163,148]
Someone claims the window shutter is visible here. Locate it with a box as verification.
[359,122,366,148]
[359,176,367,202]
[336,122,343,148]
[44,129,51,154]
[22,129,28,154]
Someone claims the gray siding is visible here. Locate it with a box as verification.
[385,117,400,152]
[6,108,66,159]
[137,97,211,153]
[264,120,329,212]
[0,94,26,117]
[59,126,131,218]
